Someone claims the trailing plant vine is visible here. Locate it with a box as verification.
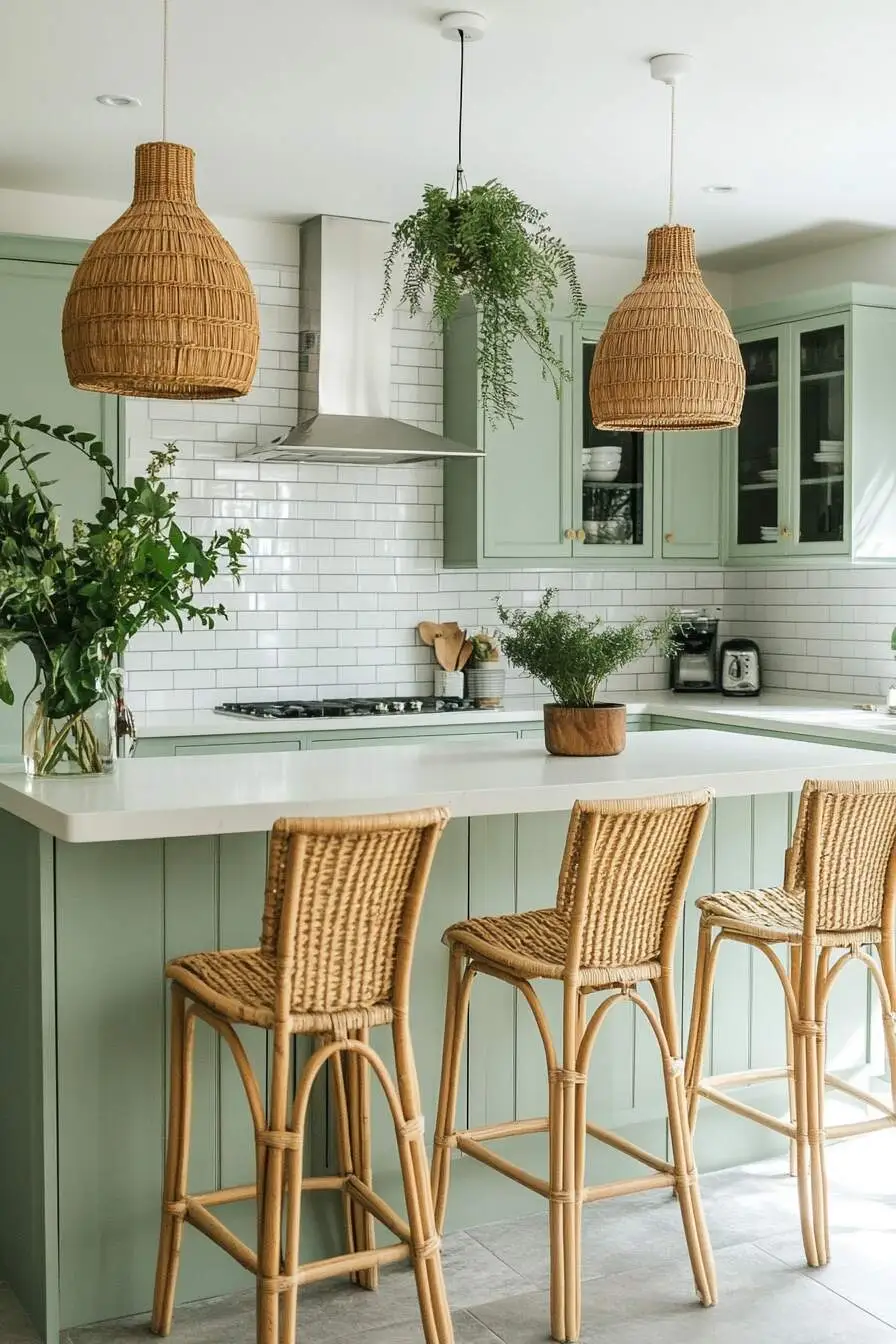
[376,25,585,427]
[378,182,584,426]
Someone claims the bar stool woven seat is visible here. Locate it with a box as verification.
[170,949,396,1031]
[151,809,455,1344]
[696,885,882,946]
[446,909,662,987]
[432,792,716,1344]
[685,778,896,1275]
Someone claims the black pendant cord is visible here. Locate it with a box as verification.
[454,28,466,197]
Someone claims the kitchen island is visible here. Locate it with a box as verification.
[3,728,896,1341]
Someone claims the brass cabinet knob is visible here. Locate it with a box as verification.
[664,532,674,543]
[779,525,791,539]
[563,528,574,540]
[576,528,586,542]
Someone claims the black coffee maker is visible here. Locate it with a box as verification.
[670,612,719,692]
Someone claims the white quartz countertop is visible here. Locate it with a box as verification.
[4,728,896,844]
[135,690,896,746]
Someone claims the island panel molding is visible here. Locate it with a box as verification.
[0,757,884,1337]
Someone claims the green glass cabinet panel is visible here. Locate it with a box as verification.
[661,430,721,559]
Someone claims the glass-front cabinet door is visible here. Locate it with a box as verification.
[793,317,847,551]
[731,328,788,554]
[573,335,654,557]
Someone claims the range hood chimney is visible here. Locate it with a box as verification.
[246,215,482,464]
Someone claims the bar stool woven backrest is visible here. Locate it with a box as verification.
[556,791,712,971]
[260,809,449,1016]
[800,779,896,938]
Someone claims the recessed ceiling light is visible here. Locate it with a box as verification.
[702,184,737,194]
[95,93,142,108]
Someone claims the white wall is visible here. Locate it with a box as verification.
[730,231,896,308]
[574,249,733,310]
[0,184,298,267]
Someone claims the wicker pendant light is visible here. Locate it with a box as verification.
[62,2,259,399]
[590,55,744,432]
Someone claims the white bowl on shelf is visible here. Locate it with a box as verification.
[584,466,621,482]
[587,449,622,467]
[819,439,844,452]
[758,469,778,482]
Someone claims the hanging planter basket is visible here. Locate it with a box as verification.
[62,141,260,400]
[590,223,745,432]
[376,14,585,427]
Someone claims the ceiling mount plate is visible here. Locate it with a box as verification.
[440,11,487,41]
[649,53,694,86]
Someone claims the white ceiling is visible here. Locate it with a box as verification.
[4,0,896,262]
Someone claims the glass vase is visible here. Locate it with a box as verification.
[23,679,116,778]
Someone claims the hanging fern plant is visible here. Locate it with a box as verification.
[376,22,585,427]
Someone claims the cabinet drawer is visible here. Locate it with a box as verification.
[173,739,302,756]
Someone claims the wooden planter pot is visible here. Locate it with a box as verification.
[543,703,627,757]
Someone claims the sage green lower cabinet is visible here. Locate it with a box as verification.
[0,785,880,1338]
[135,722,543,758]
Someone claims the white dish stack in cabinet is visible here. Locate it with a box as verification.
[724,283,896,564]
[442,304,722,568]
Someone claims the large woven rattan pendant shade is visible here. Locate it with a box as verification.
[590,223,744,431]
[62,141,260,399]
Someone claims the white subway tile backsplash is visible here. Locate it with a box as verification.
[132,253,893,717]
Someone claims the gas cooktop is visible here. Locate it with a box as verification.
[214,696,479,720]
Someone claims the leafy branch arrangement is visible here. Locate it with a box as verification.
[377,181,585,427]
[0,414,248,775]
[495,588,680,708]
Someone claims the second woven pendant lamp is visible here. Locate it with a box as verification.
[62,1,259,400]
[590,55,744,432]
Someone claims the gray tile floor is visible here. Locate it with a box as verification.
[4,1133,896,1343]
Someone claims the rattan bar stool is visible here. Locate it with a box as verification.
[431,792,715,1344]
[150,808,454,1344]
[684,778,896,1270]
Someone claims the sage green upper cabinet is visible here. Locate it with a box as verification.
[443,305,723,568]
[0,241,119,751]
[725,285,896,564]
[443,310,573,563]
[661,430,721,560]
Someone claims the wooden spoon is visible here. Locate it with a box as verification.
[456,638,474,671]
[443,627,466,671]
[432,632,455,672]
[417,621,440,647]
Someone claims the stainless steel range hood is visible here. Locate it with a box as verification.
[247,215,482,464]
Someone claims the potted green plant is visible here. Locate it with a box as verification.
[495,589,680,756]
[0,415,248,778]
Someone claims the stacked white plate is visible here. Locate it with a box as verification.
[584,445,622,482]
[814,438,844,467]
[759,525,778,543]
